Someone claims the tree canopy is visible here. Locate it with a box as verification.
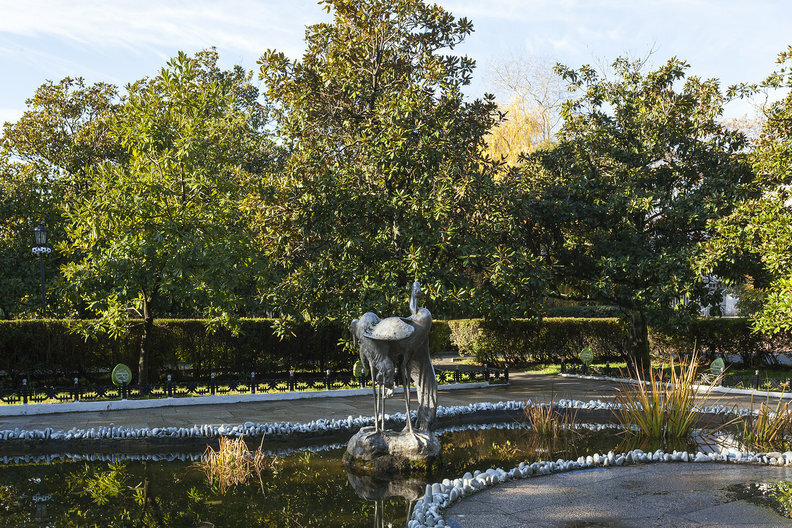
[705,45,792,335]
[252,0,546,326]
[522,57,753,369]
[0,78,120,318]
[59,50,275,382]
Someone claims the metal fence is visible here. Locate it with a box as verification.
[560,361,623,378]
[0,366,508,405]
[561,361,792,393]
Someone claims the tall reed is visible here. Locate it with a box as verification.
[615,354,720,441]
[741,395,792,451]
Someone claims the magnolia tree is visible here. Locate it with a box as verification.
[60,50,274,383]
[705,45,792,335]
[522,57,753,372]
[252,0,547,330]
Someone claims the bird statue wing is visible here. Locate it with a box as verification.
[364,317,415,341]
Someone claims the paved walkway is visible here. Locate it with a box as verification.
[0,368,779,433]
[0,372,621,432]
[445,463,792,527]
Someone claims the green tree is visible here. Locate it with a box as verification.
[60,50,274,383]
[705,45,792,335]
[523,57,753,371]
[253,0,545,327]
[0,77,120,318]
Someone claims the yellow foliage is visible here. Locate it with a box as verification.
[485,99,544,166]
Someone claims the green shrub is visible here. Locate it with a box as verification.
[428,320,455,357]
[650,318,792,367]
[545,305,622,318]
[0,319,353,383]
[448,318,630,368]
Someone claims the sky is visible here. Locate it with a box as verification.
[0,0,789,126]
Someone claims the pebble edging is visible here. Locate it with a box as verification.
[0,398,753,443]
[407,447,792,528]
[0,421,623,466]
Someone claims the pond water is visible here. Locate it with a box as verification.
[0,424,707,527]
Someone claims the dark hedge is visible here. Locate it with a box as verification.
[0,318,455,384]
[448,317,630,368]
[1,317,788,382]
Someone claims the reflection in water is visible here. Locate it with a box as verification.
[728,480,792,519]
[347,472,422,527]
[0,423,718,527]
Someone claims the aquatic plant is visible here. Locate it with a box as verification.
[740,395,792,450]
[198,436,278,494]
[614,354,721,441]
[521,399,577,437]
[67,462,129,506]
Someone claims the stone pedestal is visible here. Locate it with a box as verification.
[343,426,440,474]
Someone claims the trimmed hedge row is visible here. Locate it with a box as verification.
[0,319,457,384]
[0,319,350,383]
[1,317,789,381]
[650,318,792,366]
[450,317,792,368]
[448,318,630,367]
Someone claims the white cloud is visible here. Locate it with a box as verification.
[0,0,322,58]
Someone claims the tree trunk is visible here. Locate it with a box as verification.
[628,308,650,376]
[139,296,154,385]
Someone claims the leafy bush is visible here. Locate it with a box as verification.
[428,320,455,357]
[545,305,622,318]
[3,317,789,381]
[0,319,352,383]
[650,318,792,367]
[0,318,457,383]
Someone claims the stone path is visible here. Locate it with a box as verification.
[0,371,623,432]
[0,369,783,433]
[445,463,792,527]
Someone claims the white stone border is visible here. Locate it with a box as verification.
[0,421,622,466]
[0,381,489,417]
[408,447,792,528]
[0,397,745,443]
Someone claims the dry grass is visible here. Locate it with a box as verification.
[521,399,577,437]
[615,354,722,442]
[197,436,277,494]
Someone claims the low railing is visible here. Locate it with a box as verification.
[560,361,623,378]
[706,373,792,392]
[0,366,508,406]
[561,361,792,393]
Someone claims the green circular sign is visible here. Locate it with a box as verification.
[112,363,132,386]
[353,360,367,378]
[710,358,725,376]
[580,347,594,365]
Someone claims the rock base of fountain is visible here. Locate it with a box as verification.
[343,426,440,474]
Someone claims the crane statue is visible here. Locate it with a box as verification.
[347,282,440,470]
[350,281,437,434]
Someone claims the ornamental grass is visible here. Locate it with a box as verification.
[521,398,578,437]
[615,354,722,442]
[740,395,792,451]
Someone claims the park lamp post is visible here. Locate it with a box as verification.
[31,224,51,317]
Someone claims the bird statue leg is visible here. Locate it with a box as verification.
[370,368,380,432]
[402,362,416,438]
